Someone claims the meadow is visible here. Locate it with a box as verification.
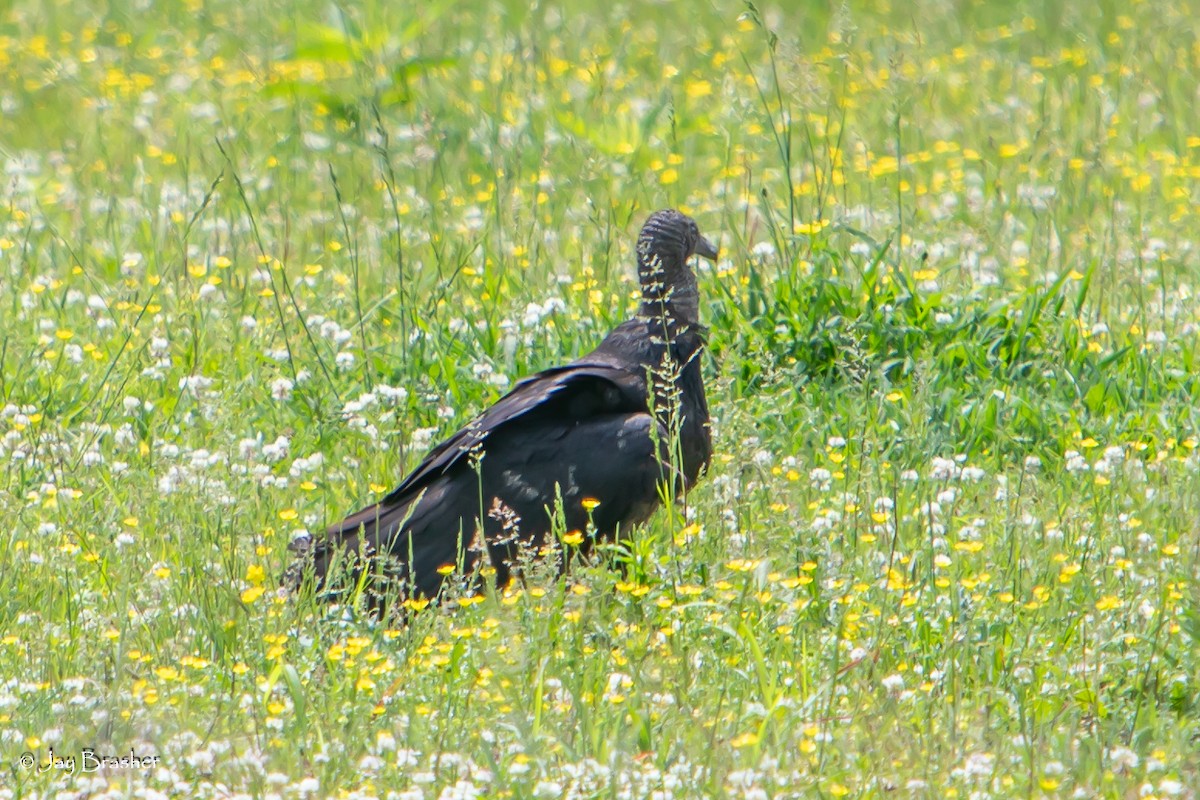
[1,0,1199,796]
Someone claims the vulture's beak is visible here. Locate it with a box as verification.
[694,235,720,262]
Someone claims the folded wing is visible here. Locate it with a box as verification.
[287,363,665,602]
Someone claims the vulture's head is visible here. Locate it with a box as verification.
[636,209,719,324]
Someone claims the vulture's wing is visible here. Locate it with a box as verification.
[363,363,646,522]
[286,362,652,602]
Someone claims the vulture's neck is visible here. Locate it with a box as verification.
[638,290,699,329]
[638,256,700,330]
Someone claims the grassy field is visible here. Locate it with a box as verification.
[2,0,1199,796]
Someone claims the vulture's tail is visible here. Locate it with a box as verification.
[281,490,482,609]
[281,500,402,606]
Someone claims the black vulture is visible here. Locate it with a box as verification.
[286,209,718,605]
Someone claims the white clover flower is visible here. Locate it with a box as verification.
[1159,778,1184,796]
[188,449,210,468]
[1064,450,1089,473]
[342,393,377,415]
[357,754,384,773]
[289,453,324,477]
[929,457,958,481]
[522,302,547,327]
[178,375,213,396]
[185,749,215,771]
[1108,746,1139,771]
[377,384,409,404]
[751,241,776,258]
[960,466,985,481]
[726,769,760,789]
[604,672,633,697]
[262,435,290,464]
[411,427,437,450]
[267,377,293,401]
[848,241,871,258]
[158,470,179,495]
[436,780,480,800]
[962,751,994,777]
[302,132,330,151]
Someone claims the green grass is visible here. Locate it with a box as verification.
[2,0,1199,796]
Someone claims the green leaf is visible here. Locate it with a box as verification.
[281,664,308,728]
[291,23,362,63]
[391,56,458,83]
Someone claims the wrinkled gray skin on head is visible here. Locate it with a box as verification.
[636,209,719,326]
